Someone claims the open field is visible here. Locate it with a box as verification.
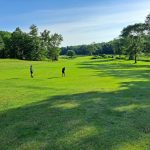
[0,57,150,150]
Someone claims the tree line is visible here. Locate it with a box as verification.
[61,42,114,56]
[61,42,114,55]
[0,13,150,62]
[61,13,150,63]
[0,25,63,61]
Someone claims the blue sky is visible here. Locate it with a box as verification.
[0,0,150,46]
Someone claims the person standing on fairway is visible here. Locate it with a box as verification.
[30,65,33,78]
[62,67,65,77]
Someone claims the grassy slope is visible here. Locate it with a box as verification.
[0,57,150,150]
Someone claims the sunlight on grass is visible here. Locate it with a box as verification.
[114,136,150,150]
[60,125,98,144]
[51,102,79,109]
[113,104,150,112]
[16,141,47,150]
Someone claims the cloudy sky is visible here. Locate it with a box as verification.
[0,0,149,46]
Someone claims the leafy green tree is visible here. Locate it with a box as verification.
[9,28,32,60]
[29,24,38,37]
[121,23,146,63]
[20,33,33,60]
[87,43,97,55]
[40,30,50,57]
[145,13,150,27]
[111,38,125,57]
[67,50,76,58]
[0,35,4,49]
[0,31,11,58]
[41,30,50,43]
[48,33,63,61]
[0,35,4,57]
[0,25,63,60]
[10,27,24,59]
[143,13,150,54]
[101,43,114,55]
[29,25,45,60]
[41,31,63,61]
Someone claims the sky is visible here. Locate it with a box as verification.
[0,0,150,46]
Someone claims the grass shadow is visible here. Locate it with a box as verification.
[78,60,150,79]
[0,80,150,150]
[47,77,60,80]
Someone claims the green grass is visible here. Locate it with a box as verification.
[0,57,150,150]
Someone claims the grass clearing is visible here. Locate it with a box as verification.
[0,57,150,150]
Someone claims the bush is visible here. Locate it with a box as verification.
[99,54,107,58]
[115,56,126,60]
[91,56,100,59]
[107,55,114,58]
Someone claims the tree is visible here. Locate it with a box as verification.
[0,25,63,60]
[0,35,4,57]
[29,24,38,37]
[9,26,47,60]
[41,30,50,43]
[87,43,97,55]
[145,13,150,26]
[29,25,45,60]
[67,50,75,58]
[143,36,150,54]
[10,27,24,59]
[41,31,63,61]
[48,33,63,61]
[0,35,4,49]
[0,31,11,58]
[121,23,146,63]
[101,43,114,55]
[144,13,150,54]
[111,38,125,57]
[40,30,50,57]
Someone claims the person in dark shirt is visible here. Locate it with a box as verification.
[62,67,65,77]
[30,65,33,78]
